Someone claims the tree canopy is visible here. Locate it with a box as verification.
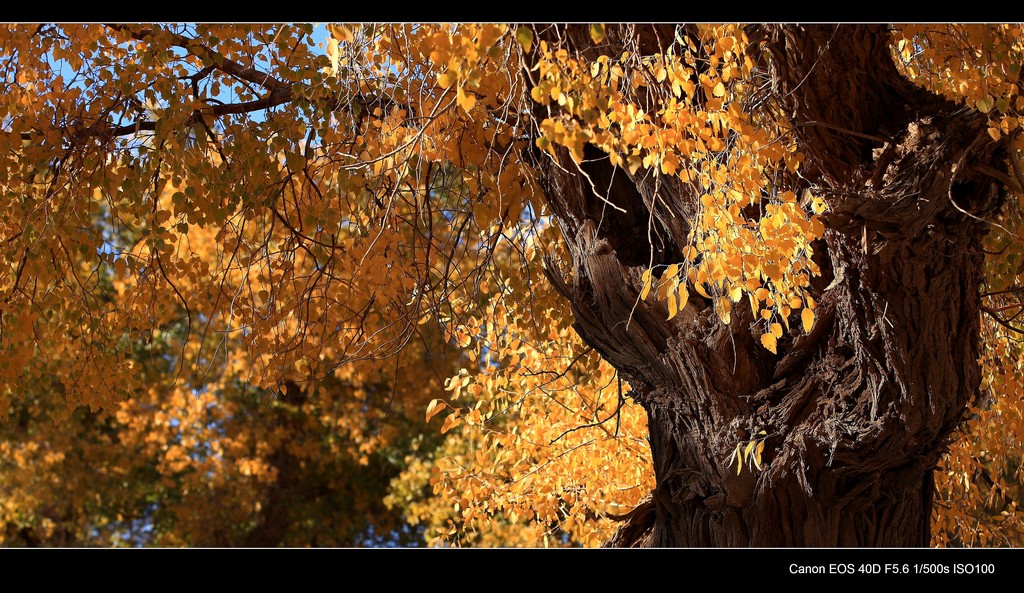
[0,23,1022,547]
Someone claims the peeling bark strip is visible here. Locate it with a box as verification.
[535,25,1006,546]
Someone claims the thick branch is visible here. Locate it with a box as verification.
[761,24,929,186]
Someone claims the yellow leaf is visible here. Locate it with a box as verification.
[438,71,457,88]
[667,289,678,320]
[590,24,606,43]
[744,439,756,460]
[802,307,815,333]
[530,85,548,104]
[627,154,643,175]
[326,38,340,75]
[729,285,743,302]
[716,298,731,325]
[664,263,679,280]
[678,283,689,312]
[761,332,777,354]
[515,26,533,53]
[713,81,726,97]
[695,282,711,299]
[770,322,783,338]
[753,441,765,470]
[640,269,652,300]
[457,87,476,113]
[660,152,679,176]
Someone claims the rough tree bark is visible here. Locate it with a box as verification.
[533,24,1006,546]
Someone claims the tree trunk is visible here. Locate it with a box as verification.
[534,24,1006,546]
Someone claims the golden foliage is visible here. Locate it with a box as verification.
[0,23,1022,546]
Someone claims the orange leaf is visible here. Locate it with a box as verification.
[329,24,354,43]
[802,307,815,333]
[440,412,461,434]
[426,399,447,423]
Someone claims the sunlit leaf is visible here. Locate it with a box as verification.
[802,307,815,333]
